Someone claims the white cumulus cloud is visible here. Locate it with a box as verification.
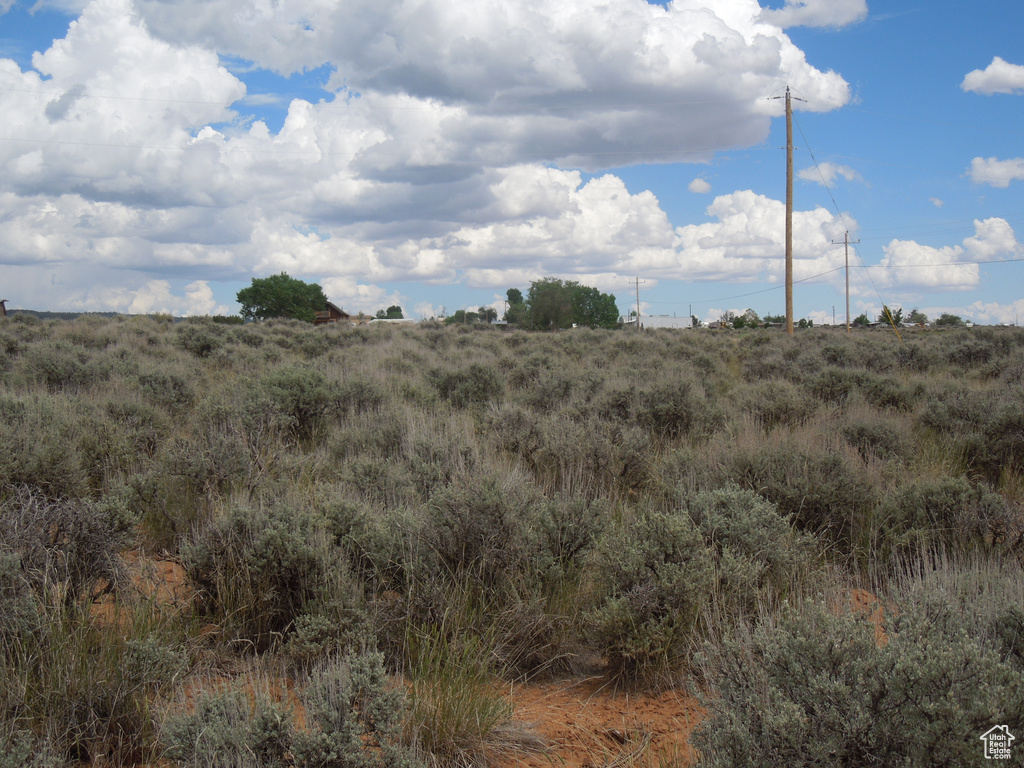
[798,161,862,187]
[968,157,1024,188]
[689,178,712,194]
[759,0,867,29]
[870,218,1020,293]
[0,0,855,314]
[961,56,1024,95]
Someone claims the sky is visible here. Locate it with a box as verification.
[0,0,1022,324]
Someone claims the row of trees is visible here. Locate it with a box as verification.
[235,274,405,322]
[233,273,977,332]
[505,278,620,330]
[854,306,967,327]
[236,273,619,330]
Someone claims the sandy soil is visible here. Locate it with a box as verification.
[501,677,703,768]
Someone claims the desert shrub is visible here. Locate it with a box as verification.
[726,441,875,553]
[400,428,479,502]
[536,493,608,584]
[736,379,816,431]
[840,415,911,462]
[946,335,996,368]
[136,369,195,413]
[422,474,541,594]
[428,362,503,408]
[594,381,637,424]
[975,398,1024,482]
[2,597,186,765]
[336,377,387,415]
[161,681,293,768]
[592,506,714,682]
[321,499,421,600]
[482,402,543,460]
[0,486,131,605]
[285,598,368,668]
[294,652,423,768]
[637,378,722,441]
[183,501,333,650]
[161,429,250,506]
[259,366,343,439]
[878,476,1019,557]
[684,486,817,619]
[920,386,1024,481]
[174,319,226,358]
[231,326,265,347]
[693,591,1024,767]
[895,340,938,372]
[920,384,992,434]
[0,395,88,498]
[531,413,620,494]
[0,724,65,768]
[857,371,918,411]
[808,365,862,406]
[21,340,112,392]
[79,400,167,486]
[521,365,577,411]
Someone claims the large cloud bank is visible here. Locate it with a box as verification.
[1,0,864,314]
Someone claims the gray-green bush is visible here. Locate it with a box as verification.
[693,579,1024,767]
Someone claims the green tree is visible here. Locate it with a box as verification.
[853,312,870,326]
[525,278,618,330]
[878,305,903,326]
[236,273,328,323]
[526,278,574,330]
[733,308,761,329]
[935,312,965,327]
[504,288,528,325]
[907,308,928,325]
[478,306,498,324]
[375,305,404,319]
[568,284,619,329]
[444,309,479,325]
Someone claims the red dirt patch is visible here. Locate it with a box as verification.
[503,677,703,768]
[846,588,889,646]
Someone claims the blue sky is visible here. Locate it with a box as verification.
[1,0,1022,324]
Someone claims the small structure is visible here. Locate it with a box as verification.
[0,299,7,317]
[314,301,350,325]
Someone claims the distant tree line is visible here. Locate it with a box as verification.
[504,278,620,330]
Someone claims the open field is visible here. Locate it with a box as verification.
[1,315,1022,766]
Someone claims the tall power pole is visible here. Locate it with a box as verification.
[785,86,794,337]
[634,276,642,331]
[832,231,860,332]
[770,86,804,336]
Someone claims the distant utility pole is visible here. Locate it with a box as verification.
[771,86,804,336]
[832,231,859,332]
[630,276,641,331]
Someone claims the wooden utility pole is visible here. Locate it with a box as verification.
[785,86,794,336]
[634,276,642,331]
[832,231,859,332]
[770,86,804,336]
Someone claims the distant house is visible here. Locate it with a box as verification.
[641,314,694,330]
[314,302,350,325]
